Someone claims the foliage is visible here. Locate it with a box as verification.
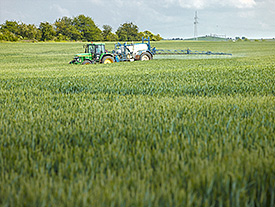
[0,20,20,35]
[1,41,274,206]
[55,17,81,41]
[102,25,118,41]
[140,30,163,41]
[0,20,20,41]
[72,15,102,41]
[0,17,162,42]
[39,22,56,41]
[0,30,19,41]
[19,23,41,40]
[0,20,41,41]
[116,22,139,41]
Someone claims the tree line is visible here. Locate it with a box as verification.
[0,15,162,42]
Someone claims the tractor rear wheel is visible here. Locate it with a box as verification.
[140,52,151,61]
[102,56,115,64]
[82,60,93,65]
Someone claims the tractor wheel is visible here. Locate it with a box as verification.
[102,56,115,64]
[140,52,152,61]
[82,60,93,65]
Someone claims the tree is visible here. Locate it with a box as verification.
[143,30,154,39]
[72,15,102,41]
[102,25,111,40]
[39,22,56,41]
[154,34,163,41]
[116,22,139,41]
[102,25,118,41]
[137,32,145,40]
[55,17,81,41]
[0,20,20,41]
[138,30,163,41]
[1,21,20,36]
[0,30,18,41]
[18,23,39,40]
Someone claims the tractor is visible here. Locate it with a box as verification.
[69,42,115,64]
[69,38,156,64]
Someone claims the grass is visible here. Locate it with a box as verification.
[0,40,275,207]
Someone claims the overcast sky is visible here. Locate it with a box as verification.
[0,0,274,39]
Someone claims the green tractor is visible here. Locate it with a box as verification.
[69,42,115,64]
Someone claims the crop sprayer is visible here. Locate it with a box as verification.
[69,37,232,65]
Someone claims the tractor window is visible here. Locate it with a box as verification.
[95,46,100,54]
[95,45,105,54]
[89,45,95,53]
[95,45,101,54]
[84,45,94,53]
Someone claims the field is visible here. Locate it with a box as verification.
[0,40,275,207]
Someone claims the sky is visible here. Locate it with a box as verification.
[0,0,274,39]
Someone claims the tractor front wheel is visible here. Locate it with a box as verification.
[102,56,115,64]
[82,60,93,65]
[140,52,152,61]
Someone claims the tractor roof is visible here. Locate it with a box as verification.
[87,42,105,45]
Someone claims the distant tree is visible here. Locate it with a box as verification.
[18,23,28,39]
[39,22,56,41]
[18,23,40,40]
[143,30,154,39]
[55,17,73,40]
[116,22,139,41]
[137,32,145,40]
[55,17,81,41]
[138,30,163,41]
[1,21,20,36]
[0,20,20,41]
[102,25,118,41]
[102,25,112,37]
[72,15,102,41]
[0,30,18,41]
[154,34,163,41]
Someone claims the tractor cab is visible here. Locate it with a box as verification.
[84,43,106,55]
[84,43,106,62]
